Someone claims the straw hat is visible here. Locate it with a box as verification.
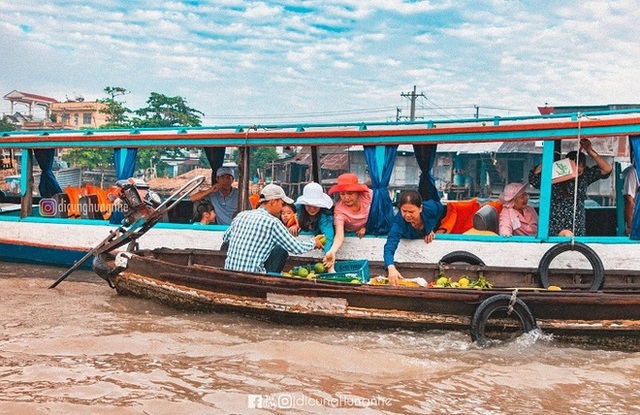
[295,182,333,209]
[328,173,368,195]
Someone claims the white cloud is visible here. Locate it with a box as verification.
[1,0,640,123]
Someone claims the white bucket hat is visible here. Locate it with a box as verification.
[295,182,333,209]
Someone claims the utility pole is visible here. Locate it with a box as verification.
[401,85,425,121]
[474,105,479,119]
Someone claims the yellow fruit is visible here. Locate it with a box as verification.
[450,281,460,288]
[297,268,309,278]
[547,285,562,291]
[313,262,326,274]
[436,276,448,286]
[307,272,315,279]
[458,277,469,287]
[319,235,327,245]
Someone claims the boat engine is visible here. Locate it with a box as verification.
[108,178,162,226]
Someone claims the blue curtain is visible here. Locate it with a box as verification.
[364,145,397,235]
[413,144,440,201]
[204,147,226,183]
[33,149,62,197]
[110,148,138,224]
[630,136,640,239]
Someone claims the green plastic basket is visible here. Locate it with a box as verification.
[317,260,370,283]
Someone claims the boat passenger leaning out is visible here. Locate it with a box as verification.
[223,184,325,274]
[290,182,335,257]
[324,173,372,271]
[190,167,239,225]
[529,139,611,236]
[498,182,538,237]
[383,190,444,285]
[192,200,217,225]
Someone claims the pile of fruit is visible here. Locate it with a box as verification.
[429,274,493,289]
[282,262,327,279]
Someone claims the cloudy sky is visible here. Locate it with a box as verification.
[1,0,639,125]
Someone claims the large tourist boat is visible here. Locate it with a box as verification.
[2,109,640,347]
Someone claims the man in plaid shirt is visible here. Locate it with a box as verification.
[223,184,325,273]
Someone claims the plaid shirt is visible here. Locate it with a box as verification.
[223,207,316,273]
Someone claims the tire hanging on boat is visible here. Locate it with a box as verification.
[537,242,605,291]
[439,250,485,266]
[470,294,537,346]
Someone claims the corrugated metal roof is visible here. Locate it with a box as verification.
[437,142,502,153]
[321,152,348,170]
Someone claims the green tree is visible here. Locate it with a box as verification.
[199,150,211,168]
[62,148,113,170]
[131,92,205,176]
[98,86,131,128]
[231,147,280,181]
[252,147,279,180]
[131,92,203,127]
[0,116,16,132]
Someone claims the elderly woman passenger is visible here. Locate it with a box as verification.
[498,182,538,237]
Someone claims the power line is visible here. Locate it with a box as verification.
[202,106,397,121]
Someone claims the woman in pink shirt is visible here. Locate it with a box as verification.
[324,173,372,271]
[498,182,538,237]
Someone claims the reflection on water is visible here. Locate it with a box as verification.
[1,263,640,414]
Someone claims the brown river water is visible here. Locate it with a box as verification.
[1,262,639,415]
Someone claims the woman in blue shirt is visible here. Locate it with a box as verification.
[289,182,335,256]
[384,190,444,285]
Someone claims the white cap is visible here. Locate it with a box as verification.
[216,167,235,179]
[259,184,293,204]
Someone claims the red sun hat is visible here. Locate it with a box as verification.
[328,173,369,195]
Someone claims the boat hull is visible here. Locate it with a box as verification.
[108,249,640,350]
[1,219,639,276]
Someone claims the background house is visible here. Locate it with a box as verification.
[50,99,108,129]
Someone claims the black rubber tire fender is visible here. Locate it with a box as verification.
[439,250,485,266]
[537,242,604,291]
[470,294,537,345]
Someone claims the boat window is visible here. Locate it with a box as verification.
[431,137,624,238]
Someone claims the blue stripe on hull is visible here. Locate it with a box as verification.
[0,242,92,269]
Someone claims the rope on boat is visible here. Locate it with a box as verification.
[570,113,583,245]
[508,288,518,315]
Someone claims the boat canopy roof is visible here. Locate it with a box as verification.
[2,109,640,149]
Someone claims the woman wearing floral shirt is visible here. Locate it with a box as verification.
[529,139,611,236]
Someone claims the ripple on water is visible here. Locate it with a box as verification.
[1,270,640,414]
